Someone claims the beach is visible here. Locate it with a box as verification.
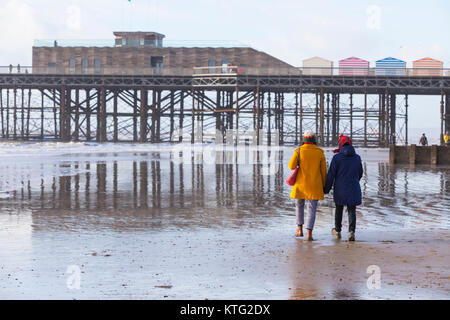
[0,142,448,299]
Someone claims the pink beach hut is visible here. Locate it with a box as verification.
[339,57,370,76]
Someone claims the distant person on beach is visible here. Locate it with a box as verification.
[419,133,428,146]
[9,64,13,73]
[391,132,396,145]
[324,135,363,241]
[288,130,327,241]
[444,131,449,146]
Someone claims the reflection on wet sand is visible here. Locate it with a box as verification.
[287,237,368,300]
[288,243,321,300]
[0,150,448,232]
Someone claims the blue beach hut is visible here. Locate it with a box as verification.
[375,57,406,76]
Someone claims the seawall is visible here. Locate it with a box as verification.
[389,145,450,165]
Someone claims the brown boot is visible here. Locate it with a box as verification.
[306,229,314,241]
[348,231,355,241]
[331,228,341,239]
[295,225,303,237]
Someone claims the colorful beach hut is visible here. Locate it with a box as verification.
[338,57,369,76]
[302,56,334,75]
[413,57,443,76]
[375,57,406,76]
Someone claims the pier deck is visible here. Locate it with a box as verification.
[0,73,449,146]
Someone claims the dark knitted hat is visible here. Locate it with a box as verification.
[302,130,316,144]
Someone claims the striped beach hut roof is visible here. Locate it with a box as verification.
[413,57,443,67]
[376,57,406,67]
[303,56,333,64]
[339,56,370,67]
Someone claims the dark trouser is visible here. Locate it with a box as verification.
[335,205,356,233]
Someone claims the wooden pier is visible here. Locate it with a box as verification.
[0,72,449,146]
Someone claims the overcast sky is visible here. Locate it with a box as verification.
[0,0,448,140]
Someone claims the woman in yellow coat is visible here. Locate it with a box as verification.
[288,130,327,240]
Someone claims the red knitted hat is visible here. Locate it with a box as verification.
[333,134,352,153]
[338,135,352,147]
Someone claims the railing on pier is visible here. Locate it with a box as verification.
[2,66,450,77]
[33,39,250,48]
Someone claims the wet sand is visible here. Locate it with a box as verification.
[0,143,448,299]
[1,219,448,299]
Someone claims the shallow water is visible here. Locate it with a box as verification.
[0,143,448,299]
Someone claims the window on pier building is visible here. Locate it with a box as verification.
[221,59,229,73]
[144,36,156,47]
[48,62,56,73]
[81,59,88,74]
[114,35,122,47]
[208,60,216,73]
[150,56,163,75]
[151,56,163,68]
[94,59,101,74]
[69,59,76,73]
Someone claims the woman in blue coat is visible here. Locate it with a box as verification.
[324,135,363,241]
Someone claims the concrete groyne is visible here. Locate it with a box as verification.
[389,145,450,165]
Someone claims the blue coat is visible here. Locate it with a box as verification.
[324,145,363,206]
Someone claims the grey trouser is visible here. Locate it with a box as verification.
[295,199,318,230]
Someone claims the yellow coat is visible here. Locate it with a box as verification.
[445,134,449,143]
[288,144,327,200]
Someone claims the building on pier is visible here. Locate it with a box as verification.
[302,57,333,76]
[32,31,296,75]
[375,57,406,76]
[338,57,370,76]
[412,57,443,76]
